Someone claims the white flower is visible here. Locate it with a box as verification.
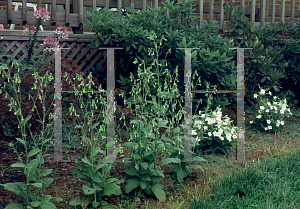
[254,94,258,98]
[260,106,265,110]
[191,130,197,135]
[257,115,262,119]
[208,132,212,137]
[267,120,271,124]
[260,89,265,95]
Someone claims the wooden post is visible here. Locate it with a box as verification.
[22,0,27,25]
[65,0,70,26]
[72,0,83,34]
[51,0,57,26]
[7,0,12,24]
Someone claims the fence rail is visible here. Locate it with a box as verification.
[0,0,300,34]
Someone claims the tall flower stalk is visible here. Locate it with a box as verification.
[23,6,69,65]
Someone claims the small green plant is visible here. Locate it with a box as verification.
[0,60,63,208]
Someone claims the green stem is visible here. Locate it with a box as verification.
[26,19,41,66]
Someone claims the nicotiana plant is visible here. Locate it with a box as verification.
[245,84,293,134]
[0,60,63,208]
[60,63,125,208]
[115,31,209,201]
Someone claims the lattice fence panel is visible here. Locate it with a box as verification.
[0,40,104,72]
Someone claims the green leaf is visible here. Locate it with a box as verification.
[82,185,96,195]
[177,169,186,183]
[182,37,187,48]
[22,115,32,125]
[104,183,122,195]
[40,169,53,177]
[140,181,147,189]
[95,38,100,48]
[151,184,166,202]
[150,176,162,183]
[11,162,25,168]
[141,162,148,170]
[125,178,140,193]
[1,182,25,195]
[28,148,40,158]
[16,138,26,146]
[125,169,138,177]
[82,157,93,167]
[261,77,266,83]
[159,158,181,166]
[5,203,24,208]
[32,183,42,188]
[123,142,136,147]
[43,195,52,203]
[138,45,142,53]
[40,178,54,190]
[144,150,154,156]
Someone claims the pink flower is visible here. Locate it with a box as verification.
[54,26,69,40]
[34,6,50,21]
[41,36,60,52]
[22,24,37,36]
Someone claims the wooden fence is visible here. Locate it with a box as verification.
[1,0,300,32]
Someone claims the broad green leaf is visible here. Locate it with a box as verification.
[104,183,122,195]
[177,169,186,183]
[32,183,42,188]
[5,203,24,209]
[1,182,25,195]
[140,181,147,189]
[82,185,96,195]
[11,162,25,168]
[94,163,107,173]
[28,148,40,158]
[159,158,181,166]
[69,197,82,206]
[41,195,52,202]
[150,176,162,183]
[91,173,102,183]
[144,150,154,156]
[82,157,93,167]
[123,142,136,147]
[125,178,140,193]
[125,169,138,177]
[40,169,53,177]
[141,162,148,170]
[151,184,166,202]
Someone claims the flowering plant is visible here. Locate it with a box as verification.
[22,6,69,66]
[245,84,293,134]
[190,83,237,155]
[190,107,237,155]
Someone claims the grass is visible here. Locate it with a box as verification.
[1,33,300,208]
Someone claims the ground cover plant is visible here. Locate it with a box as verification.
[1,3,300,209]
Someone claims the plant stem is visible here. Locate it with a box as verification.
[26,19,41,66]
